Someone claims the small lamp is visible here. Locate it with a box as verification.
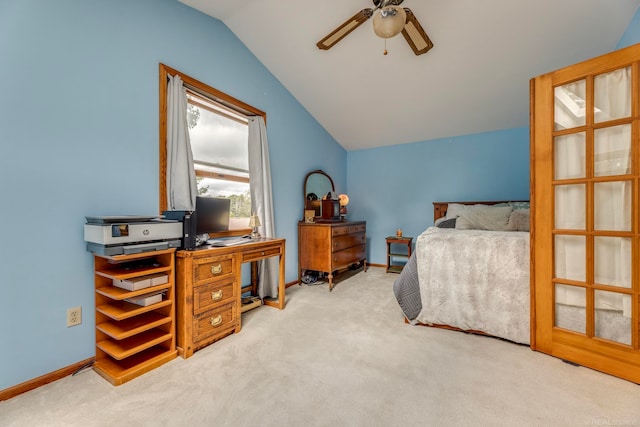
[248,214,261,238]
[339,194,349,218]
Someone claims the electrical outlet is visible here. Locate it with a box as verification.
[67,306,82,327]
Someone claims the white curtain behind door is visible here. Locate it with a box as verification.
[555,68,631,316]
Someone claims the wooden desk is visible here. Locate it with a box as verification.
[175,238,285,358]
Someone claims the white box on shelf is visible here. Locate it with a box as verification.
[112,276,152,291]
[147,273,168,286]
[125,291,164,306]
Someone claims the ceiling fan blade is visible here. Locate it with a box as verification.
[316,9,373,50]
[401,8,433,55]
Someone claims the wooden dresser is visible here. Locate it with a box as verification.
[298,220,366,290]
[175,238,285,358]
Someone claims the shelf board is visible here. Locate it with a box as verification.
[96,265,172,281]
[96,282,172,300]
[95,248,176,263]
[93,346,177,386]
[97,299,172,321]
[389,253,410,257]
[386,265,404,273]
[97,329,172,360]
[97,312,171,340]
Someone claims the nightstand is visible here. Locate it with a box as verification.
[386,236,413,273]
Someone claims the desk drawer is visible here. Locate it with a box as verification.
[193,277,236,315]
[195,254,234,284]
[242,246,281,262]
[332,233,366,252]
[193,303,236,342]
[332,244,365,267]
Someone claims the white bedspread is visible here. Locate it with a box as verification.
[415,227,531,344]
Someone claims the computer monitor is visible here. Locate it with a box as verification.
[195,196,230,235]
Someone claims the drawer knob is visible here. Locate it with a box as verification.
[261,251,265,256]
[211,290,223,301]
[210,315,223,327]
[211,264,223,275]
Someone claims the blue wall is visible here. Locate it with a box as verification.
[346,128,530,263]
[0,0,345,390]
[617,8,640,49]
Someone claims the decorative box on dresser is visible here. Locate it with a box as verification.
[298,220,367,291]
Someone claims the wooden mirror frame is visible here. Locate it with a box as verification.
[303,169,335,220]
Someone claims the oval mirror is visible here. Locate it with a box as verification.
[303,170,335,219]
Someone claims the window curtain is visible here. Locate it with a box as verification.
[166,74,197,211]
[248,116,278,299]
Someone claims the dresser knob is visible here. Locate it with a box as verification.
[211,290,223,301]
[211,264,222,275]
[210,315,222,327]
[261,251,265,256]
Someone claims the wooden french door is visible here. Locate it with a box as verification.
[531,43,640,383]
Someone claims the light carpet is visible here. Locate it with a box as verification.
[2,267,640,427]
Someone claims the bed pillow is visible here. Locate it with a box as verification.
[445,203,467,220]
[506,208,530,231]
[455,205,513,231]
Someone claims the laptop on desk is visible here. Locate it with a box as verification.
[207,236,252,247]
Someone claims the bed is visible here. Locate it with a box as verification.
[393,201,532,345]
[393,200,633,346]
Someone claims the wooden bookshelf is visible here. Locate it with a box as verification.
[92,249,177,385]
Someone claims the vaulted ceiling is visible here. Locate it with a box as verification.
[178,0,640,151]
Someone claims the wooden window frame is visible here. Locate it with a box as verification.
[158,63,266,233]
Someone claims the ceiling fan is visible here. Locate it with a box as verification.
[316,0,433,55]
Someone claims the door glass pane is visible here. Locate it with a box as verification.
[594,181,631,231]
[555,284,586,333]
[594,66,631,123]
[594,124,631,177]
[594,237,631,288]
[555,184,585,229]
[554,235,586,282]
[555,80,586,130]
[554,133,585,179]
[594,290,631,345]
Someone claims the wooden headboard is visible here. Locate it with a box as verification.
[433,201,529,222]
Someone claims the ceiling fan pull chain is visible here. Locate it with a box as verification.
[384,38,388,55]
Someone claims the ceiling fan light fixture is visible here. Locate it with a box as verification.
[372,6,406,39]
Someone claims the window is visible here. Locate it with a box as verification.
[159,64,266,236]
[186,90,251,230]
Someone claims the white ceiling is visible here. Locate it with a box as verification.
[178,0,640,151]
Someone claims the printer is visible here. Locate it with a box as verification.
[84,215,183,256]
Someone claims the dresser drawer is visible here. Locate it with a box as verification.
[193,303,236,342]
[332,233,366,252]
[194,254,234,284]
[332,244,366,267]
[331,223,366,236]
[193,277,236,315]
